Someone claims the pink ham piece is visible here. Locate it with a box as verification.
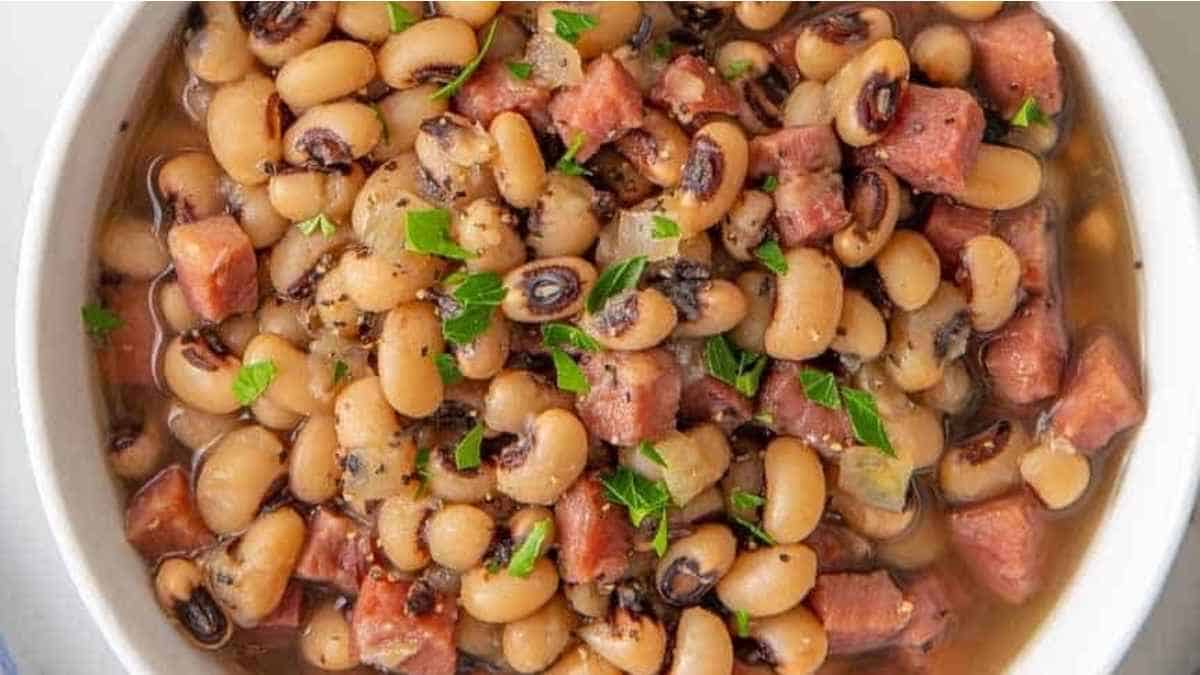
[948,491,1047,604]
[773,171,852,247]
[747,125,842,180]
[125,464,215,561]
[454,60,551,129]
[809,570,915,655]
[576,348,682,446]
[295,507,374,595]
[984,297,1067,405]
[167,215,258,323]
[1050,328,1144,454]
[757,361,854,455]
[650,54,740,126]
[96,281,156,386]
[805,522,874,573]
[554,473,633,584]
[867,84,985,196]
[895,566,971,652]
[548,54,643,161]
[680,375,753,433]
[352,572,458,675]
[922,198,994,273]
[967,9,1064,118]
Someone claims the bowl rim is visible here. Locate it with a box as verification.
[15,3,1200,674]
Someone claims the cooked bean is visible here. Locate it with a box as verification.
[377,302,444,417]
[578,608,667,675]
[826,38,910,147]
[794,7,894,82]
[746,607,828,674]
[564,583,609,619]
[225,181,290,249]
[765,247,843,361]
[958,144,1043,210]
[655,523,737,606]
[427,448,498,504]
[674,280,748,338]
[911,23,972,87]
[716,544,817,617]
[184,2,253,84]
[427,504,495,571]
[207,75,284,186]
[833,167,901,268]
[256,298,307,347]
[334,376,402,448]
[159,281,198,333]
[341,439,419,515]
[535,2,641,59]
[715,40,773,80]
[372,84,450,160]
[351,158,433,261]
[763,438,825,544]
[527,173,602,258]
[98,216,169,280]
[672,486,725,526]
[732,270,774,354]
[782,80,833,127]
[940,1,1003,21]
[668,121,749,235]
[1020,436,1092,510]
[378,17,479,89]
[205,507,306,627]
[288,415,340,504]
[722,190,772,262]
[377,484,435,571]
[461,557,560,623]
[940,420,1029,504]
[831,489,918,540]
[917,358,975,415]
[415,112,498,203]
[454,197,526,274]
[195,425,285,535]
[831,289,886,360]
[455,311,512,380]
[876,506,947,571]
[217,313,258,357]
[437,1,500,27]
[337,1,419,43]
[545,646,622,675]
[158,152,225,223]
[490,112,547,210]
[167,401,240,451]
[162,332,242,415]
[299,601,359,670]
[276,41,376,110]
[243,333,334,415]
[110,416,167,482]
[502,257,597,322]
[883,282,970,392]
[283,101,382,169]
[735,2,790,31]
[155,557,232,649]
[960,234,1022,331]
[854,362,946,470]
[250,394,302,431]
[509,506,558,557]
[340,248,441,312]
[667,607,733,675]
[313,265,358,336]
[875,230,940,311]
[503,594,576,673]
[484,369,575,434]
[585,288,678,351]
[498,408,588,505]
[244,2,336,66]
[616,109,689,188]
[268,164,366,222]
[456,613,505,663]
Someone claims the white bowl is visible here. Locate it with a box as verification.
[16,3,1200,674]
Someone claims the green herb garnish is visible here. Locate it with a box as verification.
[506,61,533,80]
[601,466,670,527]
[414,446,431,496]
[232,361,277,406]
[542,322,601,353]
[651,214,680,240]
[453,422,485,470]
[386,2,416,32]
[723,59,753,80]
[755,240,788,275]
[556,131,589,176]
[841,386,895,457]
[652,38,673,60]
[441,271,506,345]
[799,368,841,410]
[434,353,462,385]
[734,609,751,638]
[703,335,769,398]
[507,518,551,577]
[405,208,473,260]
[332,359,351,386]
[371,102,390,144]
[297,213,337,238]
[431,18,499,100]
[548,347,590,394]
[81,303,122,339]
[587,255,648,314]
[638,440,667,468]
[652,512,669,557]
[732,514,776,546]
[1010,96,1049,128]
[761,175,779,194]
[552,9,598,44]
[730,489,766,512]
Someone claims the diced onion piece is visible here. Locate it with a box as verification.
[837,445,913,513]
[526,32,583,89]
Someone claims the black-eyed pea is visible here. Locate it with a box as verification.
[746,607,828,674]
[794,6,894,82]
[207,75,284,186]
[167,400,241,451]
[497,409,588,505]
[378,17,479,89]
[764,247,843,361]
[225,181,290,249]
[455,311,512,380]
[461,558,560,623]
[342,439,419,516]
[337,1,420,44]
[916,358,975,415]
[109,417,167,482]
[939,420,1029,505]
[1005,117,1061,156]
[564,583,608,619]
[454,198,526,274]
[722,190,772,262]
[243,1,336,66]
[426,504,495,571]
[250,394,303,431]
[959,234,1022,331]
[659,425,732,506]
[764,438,825,544]
[372,85,449,160]
[958,144,1043,211]
[545,645,622,675]
[502,257,597,323]
[288,415,340,504]
[734,1,791,31]
[484,369,575,434]
[782,80,833,127]
[427,447,498,503]
[268,164,366,223]
[1020,436,1091,510]
[299,601,359,670]
[158,152,225,223]
[415,113,498,203]
[154,557,233,649]
[668,121,749,235]
[830,490,917,541]
[456,613,505,663]
[668,607,734,675]
[98,216,169,280]
[313,265,359,336]
[616,109,689,188]
[716,544,818,617]
[826,38,909,147]
[674,280,748,338]
[490,111,547,209]
[671,486,726,526]
[526,173,602,258]
[655,523,737,606]
[833,167,901,267]
[352,157,434,261]
[940,1,1003,21]
[437,1,500,27]
[217,313,258,357]
[502,594,576,673]
[509,506,557,558]
[876,507,947,571]
[276,41,377,110]
[243,333,334,415]
[831,289,886,360]
[853,362,945,470]
[341,248,441,312]
[268,218,352,298]
[183,2,254,84]
[875,230,940,311]
[378,302,444,417]
[377,483,434,571]
[732,270,774,354]
[578,609,667,675]
[484,13,529,63]
[535,2,641,59]
[256,297,308,347]
[162,332,242,415]
[283,101,382,170]
[910,24,972,87]
[883,282,970,392]
[584,289,678,351]
[195,425,286,535]
[715,40,773,80]
[205,507,307,627]
[159,281,198,333]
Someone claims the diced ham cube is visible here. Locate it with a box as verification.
[967,9,1064,118]
[868,84,985,195]
[895,567,970,652]
[680,375,753,433]
[747,125,843,179]
[805,522,874,573]
[948,491,1047,604]
[167,215,258,323]
[1050,329,1144,454]
[554,473,633,584]
[96,281,156,386]
[984,297,1067,405]
[577,348,682,445]
[995,202,1056,296]
[454,61,552,129]
[650,54,740,126]
[757,362,854,455]
[295,507,374,595]
[773,171,852,247]
[809,570,915,656]
[548,54,643,161]
[922,198,994,273]
[352,572,458,675]
[125,464,214,561]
